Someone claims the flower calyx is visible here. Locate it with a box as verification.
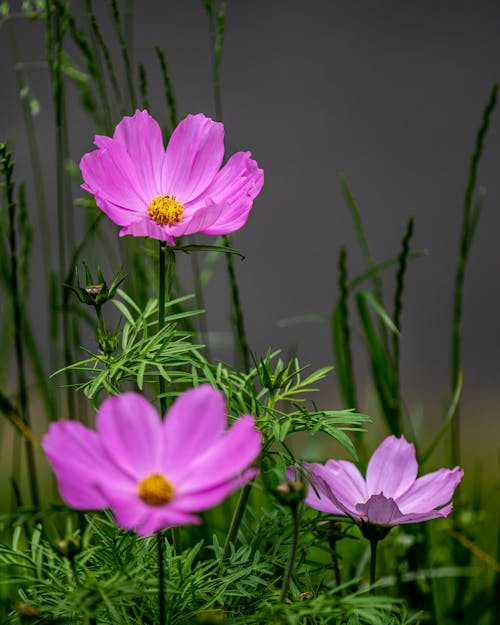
[67,263,126,307]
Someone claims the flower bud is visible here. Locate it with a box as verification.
[67,263,125,307]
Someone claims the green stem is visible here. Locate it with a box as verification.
[279,506,301,603]
[158,242,180,555]
[369,537,378,589]
[157,531,166,625]
[205,3,250,371]
[451,83,497,468]
[1,145,39,506]
[221,480,253,561]
[223,235,251,372]
[158,243,166,412]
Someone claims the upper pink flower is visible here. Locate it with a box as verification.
[42,385,262,536]
[80,110,264,245]
[301,435,463,526]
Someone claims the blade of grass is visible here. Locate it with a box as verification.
[331,246,357,411]
[451,82,497,467]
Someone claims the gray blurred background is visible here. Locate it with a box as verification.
[1,1,500,468]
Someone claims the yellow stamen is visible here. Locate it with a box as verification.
[148,195,184,225]
[137,473,174,506]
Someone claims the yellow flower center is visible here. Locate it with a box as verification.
[148,195,184,225]
[137,473,174,506]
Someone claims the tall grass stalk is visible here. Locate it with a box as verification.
[45,1,79,421]
[0,144,39,506]
[204,0,251,372]
[451,82,497,468]
[109,0,136,110]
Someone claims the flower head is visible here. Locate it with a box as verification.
[42,385,262,536]
[80,110,264,245]
[301,435,463,527]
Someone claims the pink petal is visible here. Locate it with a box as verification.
[119,203,224,243]
[366,435,418,499]
[80,136,149,217]
[196,152,264,235]
[119,217,176,243]
[89,190,142,227]
[396,503,453,524]
[173,469,257,512]
[112,110,165,201]
[161,385,228,477]
[396,467,464,514]
[288,463,345,514]
[309,467,361,518]
[96,393,163,479]
[356,494,405,525]
[168,201,225,237]
[42,421,130,510]
[162,114,224,202]
[98,485,200,536]
[322,459,368,508]
[175,415,262,492]
[136,509,201,536]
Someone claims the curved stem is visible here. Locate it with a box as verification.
[279,506,301,603]
[221,480,253,561]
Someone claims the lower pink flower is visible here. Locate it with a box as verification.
[43,385,262,536]
[301,435,463,527]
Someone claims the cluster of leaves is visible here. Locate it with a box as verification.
[0,507,419,625]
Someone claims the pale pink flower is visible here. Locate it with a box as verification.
[42,385,262,536]
[80,110,263,244]
[301,435,463,526]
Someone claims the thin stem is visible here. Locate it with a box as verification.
[223,235,251,371]
[328,536,342,588]
[204,3,250,371]
[1,145,39,506]
[158,242,175,413]
[369,537,378,589]
[157,531,166,625]
[221,480,253,561]
[451,83,497,468]
[158,242,167,415]
[158,242,180,555]
[279,506,301,603]
[190,246,212,361]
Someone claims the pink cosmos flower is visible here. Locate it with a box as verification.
[42,385,262,536]
[79,110,264,245]
[300,435,463,527]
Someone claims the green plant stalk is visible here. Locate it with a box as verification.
[89,9,125,115]
[158,242,180,554]
[205,0,225,123]
[109,0,136,110]
[221,480,253,561]
[1,145,39,506]
[223,234,251,372]
[369,537,378,589]
[190,247,212,362]
[204,1,251,371]
[155,45,178,131]
[279,505,301,602]
[339,173,387,349]
[7,20,51,309]
[451,82,497,468]
[158,242,170,416]
[391,216,414,425]
[46,1,77,420]
[332,246,357,412]
[157,531,166,625]
[62,0,113,131]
